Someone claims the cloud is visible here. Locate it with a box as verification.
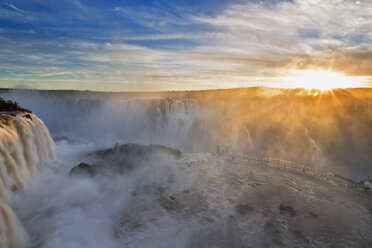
[113,5,192,30]
[6,3,23,12]
[0,0,371,91]
[193,0,372,76]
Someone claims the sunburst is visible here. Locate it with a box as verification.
[288,70,361,91]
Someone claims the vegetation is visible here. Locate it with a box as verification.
[0,97,31,113]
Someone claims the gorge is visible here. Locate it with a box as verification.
[0,87,371,247]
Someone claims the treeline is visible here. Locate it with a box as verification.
[0,97,31,112]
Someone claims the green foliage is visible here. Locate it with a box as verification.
[0,97,32,113]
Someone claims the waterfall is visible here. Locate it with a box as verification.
[5,92,204,150]
[3,89,372,180]
[0,113,55,248]
[244,126,254,152]
[310,138,322,164]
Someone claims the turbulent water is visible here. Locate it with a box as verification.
[0,88,371,247]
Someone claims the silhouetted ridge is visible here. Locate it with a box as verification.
[0,97,31,113]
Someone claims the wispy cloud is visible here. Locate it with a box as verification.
[0,0,371,90]
[5,3,23,12]
[193,0,372,76]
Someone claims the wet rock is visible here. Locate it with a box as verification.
[263,222,279,236]
[24,114,32,120]
[88,143,182,174]
[309,212,318,218]
[69,162,97,177]
[235,204,253,215]
[95,143,182,160]
[11,185,18,192]
[279,205,296,216]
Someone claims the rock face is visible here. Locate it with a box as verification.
[69,143,182,176]
[69,162,97,177]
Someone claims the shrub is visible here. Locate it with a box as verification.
[0,97,32,113]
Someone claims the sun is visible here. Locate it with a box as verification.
[288,69,360,91]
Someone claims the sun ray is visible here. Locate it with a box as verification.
[288,69,362,91]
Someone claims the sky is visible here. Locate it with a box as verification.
[0,0,371,91]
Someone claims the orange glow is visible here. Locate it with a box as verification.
[287,70,362,91]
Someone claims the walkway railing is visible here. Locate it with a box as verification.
[221,151,372,200]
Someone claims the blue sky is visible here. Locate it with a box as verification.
[0,0,371,91]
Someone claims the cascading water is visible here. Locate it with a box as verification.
[0,88,371,247]
[0,113,55,248]
[2,88,372,180]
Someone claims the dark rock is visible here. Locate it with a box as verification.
[263,222,279,236]
[11,185,18,192]
[279,205,296,216]
[309,212,318,218]
[235,204,253,215]
[87,143,182,175]
[24,114,32,120]
[94,143,182,160]
[69,162,97,177]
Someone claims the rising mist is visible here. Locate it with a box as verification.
[0,87,371,247]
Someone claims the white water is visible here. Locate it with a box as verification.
[0,89,371,247]
[0,113,55,248]
[2,92,205,151]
